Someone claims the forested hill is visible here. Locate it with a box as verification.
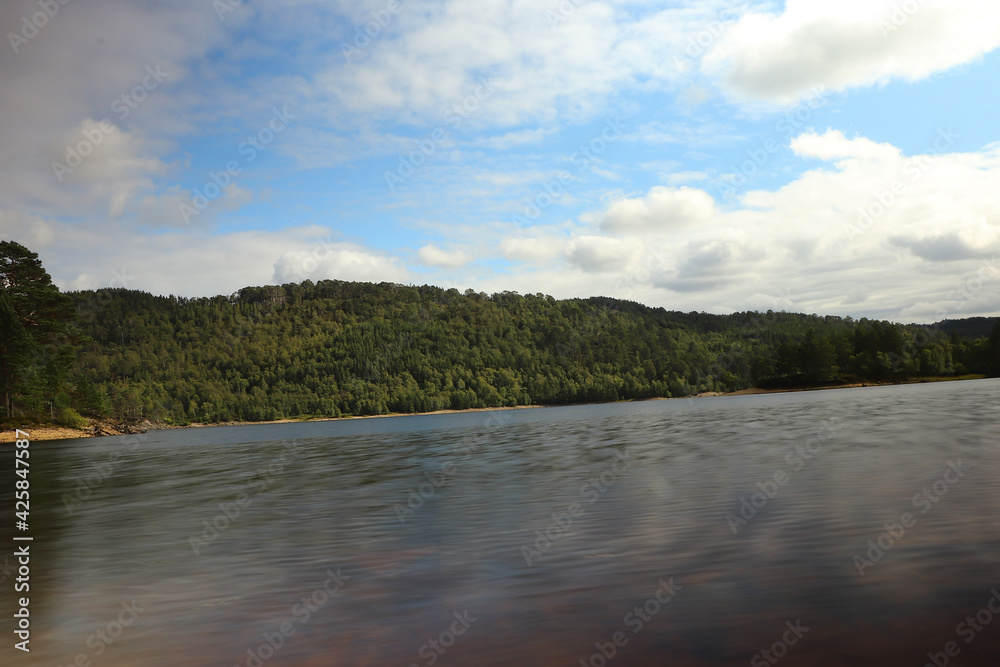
[59,280,997,425]
[934,317,999,339]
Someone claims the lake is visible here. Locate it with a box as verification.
[3,379,1000,666]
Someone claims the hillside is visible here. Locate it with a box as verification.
[57,280,997,425]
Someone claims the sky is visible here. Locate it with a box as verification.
[1,0,999,323]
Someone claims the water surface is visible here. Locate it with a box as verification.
[3,379,1000,665]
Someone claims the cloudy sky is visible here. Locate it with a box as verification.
[2,0,999,323]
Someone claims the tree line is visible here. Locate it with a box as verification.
[1,241,998,427]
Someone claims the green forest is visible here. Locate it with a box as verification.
[2,240,999,428]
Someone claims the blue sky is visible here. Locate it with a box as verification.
[2,0,999,322]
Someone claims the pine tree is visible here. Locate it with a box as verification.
[0,241,77,420]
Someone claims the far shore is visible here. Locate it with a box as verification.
[1,374,989,442]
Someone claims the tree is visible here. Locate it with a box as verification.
[0,290,34,418]
[798,329,836,382]
[0,241,77,420]
[988,319,1000,378]
[0,241,75,339]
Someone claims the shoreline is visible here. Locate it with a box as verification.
[1,375,989,442]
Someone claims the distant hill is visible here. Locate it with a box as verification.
[55,280,997,425]
[932,317,999,339]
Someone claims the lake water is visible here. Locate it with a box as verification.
[3,379,1000,666]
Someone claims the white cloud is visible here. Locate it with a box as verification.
[704,0,1000,103]
[0,0,236,228]
[486,133,1000,322]
[21,222,408,297]
[600,186,716,234]
[274,244,409,284]
[3,0,998,328]
[564,235,642,272]
[417,244,472,268]
[131,183,255,229]
[652,233,768,293]
[311,1,726,128]
[891,225,1000,262]
[0,210,56,248]
[47,118,169,217]
[791,129,901,163]
[499,235,566,263]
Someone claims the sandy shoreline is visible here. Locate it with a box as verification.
[0,404,546,442]
[0,376,986,442]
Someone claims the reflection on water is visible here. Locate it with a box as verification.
[2,379,1000,665]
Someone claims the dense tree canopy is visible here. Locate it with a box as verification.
[59,281,996,426]
[0,241,79,422]
[1,242,995,427]
[988,319,1000,377]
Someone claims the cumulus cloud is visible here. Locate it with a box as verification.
[273,247,407,284]
[499,236,566,263]
[507,133,1000,321]
[132,183,255,229]
[704,0,1000,103]
[600,186,716,234]
[891,227,1000,262]
[0,210,56,248]
[565,235,642,272]
[791,129,901,163]
[3,0,998,327]
[417,244,471,268]
[2,217,404,297]
[312,1,726,128]
[46,118,170,217]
